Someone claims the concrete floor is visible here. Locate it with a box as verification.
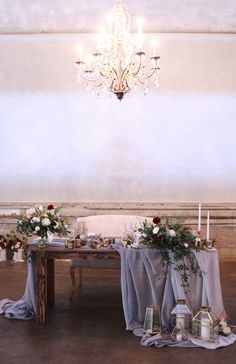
[0,260,235,364]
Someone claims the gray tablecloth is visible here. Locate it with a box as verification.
[1,244,236,349]
[113,245,236,348]
[114,246,224,331]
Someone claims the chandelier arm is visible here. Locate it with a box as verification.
[127,58,143,78]
[79,71,101,83]
[137,68,160,85]
[119,58,141,84]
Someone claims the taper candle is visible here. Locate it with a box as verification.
[206,210,210,241]
[198,203,201,232]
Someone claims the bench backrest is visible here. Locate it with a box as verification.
[76,214,152,237]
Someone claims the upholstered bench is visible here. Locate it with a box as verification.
[70,214,151,299]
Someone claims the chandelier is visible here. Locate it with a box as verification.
[75,0,160,101]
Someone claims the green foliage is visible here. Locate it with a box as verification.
[137,217,201,291]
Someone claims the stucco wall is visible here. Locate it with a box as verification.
[0,33,236,202]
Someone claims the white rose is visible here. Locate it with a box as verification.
[223,326,231,335]
[42,218,51,226]
[35,226,40,232]
[26,208,36,218]
[38,205,44,212]
[32,216,40,223]
[220,320,227,328]
[169,229,176,237]
[153,227,160,234]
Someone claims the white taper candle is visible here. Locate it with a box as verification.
[206,210,210,241]
[198,203,201,232]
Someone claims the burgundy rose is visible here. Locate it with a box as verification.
[168,225,173,229]
[153,217,161,224]
[151,234,158,240]
[47,204,54,210]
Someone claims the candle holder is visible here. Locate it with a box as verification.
[192,306,219,342]
[170,299,192,341]
[143,305,161,335]
[66,239,75,249]
[201,239,216,250]
[74,239,82,248]
[195,232,203,249]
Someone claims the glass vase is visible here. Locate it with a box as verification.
[38,237,47,248]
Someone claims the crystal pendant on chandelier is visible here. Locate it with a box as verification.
[75,0,160,101]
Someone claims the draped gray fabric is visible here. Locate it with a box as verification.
[140,332,236,349]
[0,239,66,319]
[1,243,235,349]
[114,245,225,331]
[0,252,37,320]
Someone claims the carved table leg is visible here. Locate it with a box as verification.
[47,259,55,305]
[36,250,46,324]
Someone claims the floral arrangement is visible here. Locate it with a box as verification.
[4,232,26,253]
[219,319,231,336]
[134,217,201,290]
[0,233,26,262]
[16,204,69,247]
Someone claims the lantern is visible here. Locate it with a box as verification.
[192,306,219,342]
[143,305,161,335]
[170,299,192,342]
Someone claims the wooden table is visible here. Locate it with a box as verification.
[29,245,120,324]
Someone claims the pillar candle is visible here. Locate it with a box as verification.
[176,332,183,342]
[201,317,211,340]
[176,313,185,329]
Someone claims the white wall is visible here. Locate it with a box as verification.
[0,34,236,202]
